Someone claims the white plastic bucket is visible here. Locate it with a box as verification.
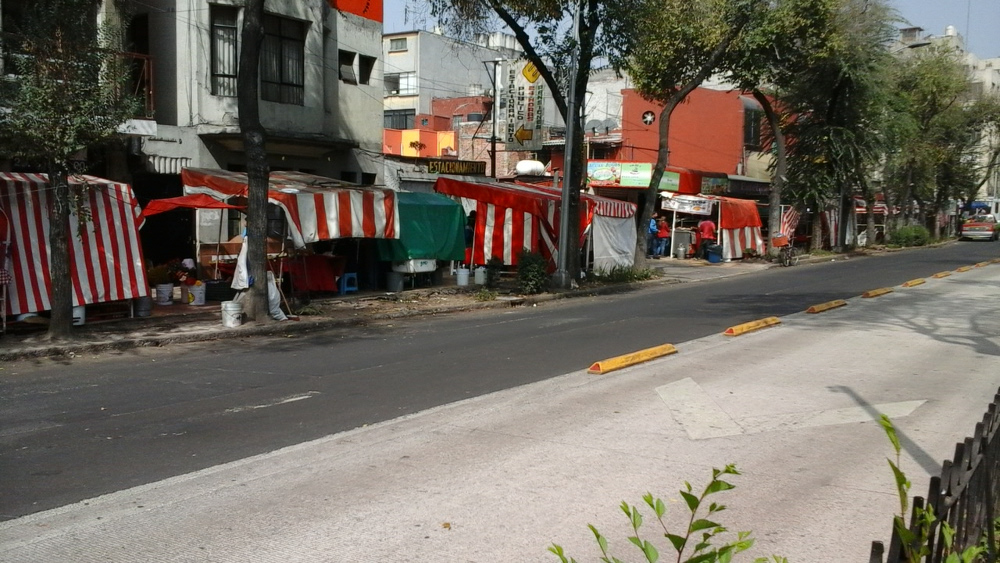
[188,284,206,305]
[474,267,487,285]
[456,268,470,286]
[155,283,174,305]
[221,301,243,327]
[72,305,85,326]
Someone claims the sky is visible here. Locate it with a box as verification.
[382,0,1000,60]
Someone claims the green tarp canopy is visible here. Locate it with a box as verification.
[376,191,466,261]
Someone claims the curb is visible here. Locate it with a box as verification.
[806,300,847,314]
[724,317,780,336]
[862,288,893,298]
[587,344,678,374]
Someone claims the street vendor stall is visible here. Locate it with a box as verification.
[433,177,636,271]
[375,191,467,269]
[0,172,149,319]
[175,168,400,294]
[661,193,764,260]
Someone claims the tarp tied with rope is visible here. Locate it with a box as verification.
[0,173,149,316]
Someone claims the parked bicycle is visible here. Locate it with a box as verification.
[771,233,799,267]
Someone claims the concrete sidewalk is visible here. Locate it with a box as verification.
[0,258,775,361]
[0,258,995,562]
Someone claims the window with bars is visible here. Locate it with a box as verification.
[384,72,416,96]
[261,14,306,105]
[384,109,415,130]
[210,5,239,97]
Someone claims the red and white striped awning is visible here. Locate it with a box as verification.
[181,168,399,248]
[0,173,149,316]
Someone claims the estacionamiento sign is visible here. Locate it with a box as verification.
[427,159,487,175]
[504,60,545,152]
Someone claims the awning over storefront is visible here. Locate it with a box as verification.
[585,160,725,195]
[0,173,149,316]
[181,168,399,248]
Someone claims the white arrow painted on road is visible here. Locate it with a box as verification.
[656,378,925,440]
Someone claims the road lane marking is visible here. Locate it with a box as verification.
[656,378,743,439]
[656,378,925,440]
[224,391,320,414]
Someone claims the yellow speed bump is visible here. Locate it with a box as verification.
[806,299,847,314]
[932,271,952,278]
[588,344,678,374]
[901,278,926,287]
[990,258,1000,264]
[863,287,893,298]
[976,261,990,268]
[724,317,780,337]
[956,266,974,272]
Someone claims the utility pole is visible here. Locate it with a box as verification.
[553,0,582,289]
[483,58,502,179]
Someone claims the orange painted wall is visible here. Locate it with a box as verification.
[618,88,746,174]
[328,0,382,22]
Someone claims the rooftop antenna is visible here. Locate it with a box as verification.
[965,0,971,52]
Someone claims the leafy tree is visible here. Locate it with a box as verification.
[0,0,139,338]
[883,44,1000,238]
[778,0,897,251]
[428,0,614,283]
[724,0,841,254]
[603,0,764,263]
[237,0,271,321]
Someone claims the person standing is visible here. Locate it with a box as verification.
[646,213,659,258]
[655,218,671,258]
[697,217,717,259]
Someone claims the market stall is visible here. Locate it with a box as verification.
[0,172,149,318]
[375,191,467,269]
[181,168,400,249]
[661,193,764,260]
[433,177,636,270]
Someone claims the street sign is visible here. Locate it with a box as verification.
[504,60,545,151]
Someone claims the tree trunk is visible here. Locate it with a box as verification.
[639,96,681,265]
[753,90,785,257]
[238,0,270,322]
[810,204,823,252]
[46,166,73,340]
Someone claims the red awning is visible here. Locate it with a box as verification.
[181,168,399,248]
[140,194,245,219]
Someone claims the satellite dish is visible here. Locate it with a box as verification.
[585,119,603,133]
[601,118,618,132]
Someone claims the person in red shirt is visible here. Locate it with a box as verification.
[697,218,716,258]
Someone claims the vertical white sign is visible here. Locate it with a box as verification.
[504,60,545,151]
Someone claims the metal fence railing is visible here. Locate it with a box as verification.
[870,388,1000,563]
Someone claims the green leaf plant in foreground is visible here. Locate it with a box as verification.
[878,415,986,562]
[548,464,786,563]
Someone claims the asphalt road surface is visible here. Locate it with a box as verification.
[1,242,998,522]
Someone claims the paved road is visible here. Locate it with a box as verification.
[2,246,999,561]
[0,243,997,523]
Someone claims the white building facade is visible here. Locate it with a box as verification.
[382,30,521,130]
[133,0,384,183]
